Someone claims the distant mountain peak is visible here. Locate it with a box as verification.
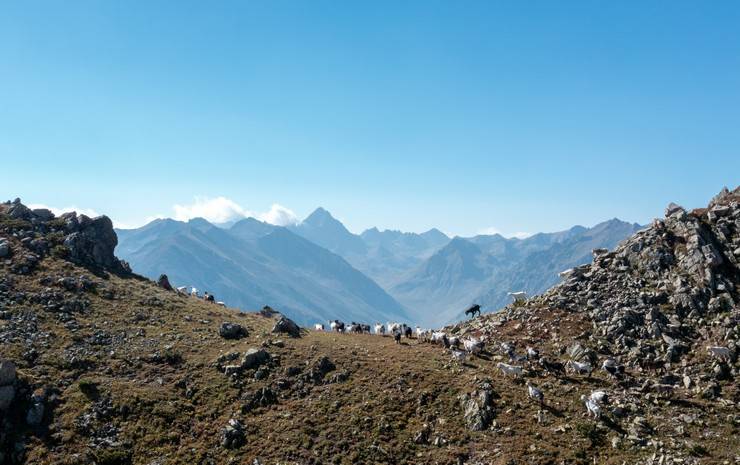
[304,207,336,224]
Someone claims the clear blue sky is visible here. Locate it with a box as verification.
[1,1,738,236]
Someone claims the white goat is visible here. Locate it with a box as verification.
[507,291,528,302]
[567,360,593,377]
[374,323,385,335]
[496,362,523,377]
[558,268,574,279]
[450,349,467,364]
[314,323,325,331]
[430,332,447,345]
[216,301,226,307]
[527,382,544,404]
[589,390,609,405]
[190,287,199,297]
[707,346,731,360]
[580,395,601,419]
[176,286,188,294]
[463,338,484,354]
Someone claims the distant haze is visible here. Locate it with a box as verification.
[116,207,641,327]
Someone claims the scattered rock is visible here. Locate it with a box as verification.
[221,419,246,449]
[156,274,173,291]
[459,381,497,431]
[241,348,270,370]
[219,322,248,340]
[271,316,301,338]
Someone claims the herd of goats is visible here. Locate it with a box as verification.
[309,300,735,421]
[171,284,737,419]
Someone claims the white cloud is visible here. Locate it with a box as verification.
[28,203,101,219]
[477,226,532,239]
[172,196,297,226]
[478,226,503,236]
[258,204,298,226]
[173,196,250,223]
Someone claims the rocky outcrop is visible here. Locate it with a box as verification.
[63,214,128,273]
[0,199,130,275]
[459,380,497,431]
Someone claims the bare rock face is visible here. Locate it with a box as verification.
[64,215,129,273]
[0,198,131,275]
[459,380,497,431]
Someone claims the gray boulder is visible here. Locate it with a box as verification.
[0,360,16,385]
[221,419,246,449]
[219,322,248,340]
[26,389,46,426]
[271,316,301,338]
[0,239,9,258]
[241,348,270,370]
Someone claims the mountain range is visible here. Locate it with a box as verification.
[115,208,641,327]
[115,217,410,326]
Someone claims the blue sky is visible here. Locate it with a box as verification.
[1,1,738,236]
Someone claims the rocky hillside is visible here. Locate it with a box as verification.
[0,190,738,465]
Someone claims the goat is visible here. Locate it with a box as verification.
[589,390,609,405]
[190,287,199,298]
[393,330,402,344]
[216,301,226,307]
[566,360,593,377]
[601,358,624,378]
[507,291,527,302]
[707,346,731,361]
[314,323,325,331]
[176,286,188,294]
[558,268,575,279]
[374,323,385,335]
[430,332,447,345]
[496,362,523,377]
[330,320,345,333]
[527,382,544,404]
[501,342,515,356]
[580,395,602,419]
[463,338,484,355]
[448,336,461,349]
[538,357,565,376]
[450,349,467,364]
[404,325,413,338]
[464,304,481,318]
[526,346,540,360]
[361,324,371,334]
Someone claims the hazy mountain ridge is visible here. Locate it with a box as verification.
[116,217,410,326]
[391,219,643,326]
[118,208,640,327]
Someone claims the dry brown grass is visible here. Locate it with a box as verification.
[2,255,738,465]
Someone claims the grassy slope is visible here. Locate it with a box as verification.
[2,255,738,465]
